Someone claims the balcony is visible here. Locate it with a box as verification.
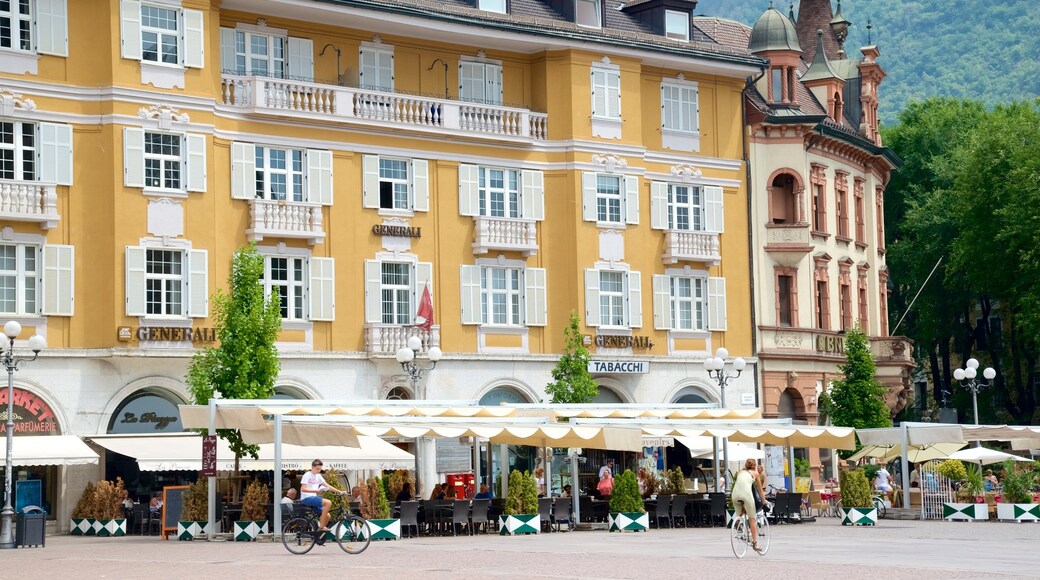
[871,336,915,365]
[763,224,813,267]
[662,230,720,265]
[472,216,538,256]
[0,180,58,229]
[246,199,325,245]
[365,324,441,357]
[220,74,549,143]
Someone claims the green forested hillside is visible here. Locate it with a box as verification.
[694,0,1040,122]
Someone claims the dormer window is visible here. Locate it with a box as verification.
[665,10,689,41]
[478,0,506,13]
[575,0,602,28]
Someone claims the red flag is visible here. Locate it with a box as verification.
[415,284,434,331]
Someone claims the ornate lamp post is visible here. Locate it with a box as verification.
[395,336,442,497]
[952,357,996,426]
[0,321,46,549]
[703,347,746,491]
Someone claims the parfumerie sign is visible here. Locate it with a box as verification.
[118,326,217,343]
[587,360,650,374]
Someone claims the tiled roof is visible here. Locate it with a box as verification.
[691,16,752,51]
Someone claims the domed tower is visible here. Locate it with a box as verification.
[749,6,802,107]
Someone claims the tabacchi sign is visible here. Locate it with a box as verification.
[0,387,58,434]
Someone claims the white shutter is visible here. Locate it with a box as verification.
[651,182,670,230]
[220,27,237,73]
[230,142,255,200]
[38,123,73,185]
[581,172,598,221]
[704,185,724,232]
[359,48,374,87]
[186,133,206,192]
[307,149,333,205]
[287,37,314,82]
[182,9,204,68]
[35,0,68,57]
[521,170,545,221]
[411,159,429,212]
[488,63,503,105]
[591,69,605,117]
[524,267,547,326]
[188,249,208,318]
[125,245,146,316]
[627,270,642,328]
[362,155,380,208]
[415,261,433,319]
[708,276,727,331]
[42,244,74,316]
[120,0,141,60]
[459,61,483,102]
[607,71,621,119]
[123,127,144,188]
[691,85,700,134]
[458,164,479,217]
[459,265,482,325]
[652,275,672,330]
[308,257,335,321]
[364,260,382,323]
[379,50,394,90]
[584,268,600,327]
[624,176,639,225]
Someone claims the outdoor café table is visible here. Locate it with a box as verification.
[687,496,712,526]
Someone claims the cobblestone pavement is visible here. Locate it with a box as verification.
[7,518,1035,579]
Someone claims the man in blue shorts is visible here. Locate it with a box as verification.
[300,459,344,531]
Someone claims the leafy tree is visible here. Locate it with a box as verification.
[546,310,598,403]
[820,326,890,456]
[186,244,282,481]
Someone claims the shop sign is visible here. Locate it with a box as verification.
[202,435,217,477]
[642,437,674,448]
[595,335,654,349]
[0,387,58,434]
[587,360,649,374]
[117,411,178,430]
[372,224,421,238]
[118,326,217,343]
[815,335,844,354]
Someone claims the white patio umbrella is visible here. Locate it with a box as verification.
[946,447,1032,465]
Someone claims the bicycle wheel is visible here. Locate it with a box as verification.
[756,511,770,556]
[282,516,317,555]
[335,515,372,555]
[874,496,887,520]
[730,516,748,559]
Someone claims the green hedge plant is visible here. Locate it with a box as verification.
[838,468,872,509]
[504,470,538,516]
[181,478,209,522]
[609,470,645,513]
[1000,460,1037,504]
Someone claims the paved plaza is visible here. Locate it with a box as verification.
[6,518,1036,579]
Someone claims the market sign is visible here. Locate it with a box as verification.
[587,360,650,374]
[0,387,58,435]
[642,437,674,448]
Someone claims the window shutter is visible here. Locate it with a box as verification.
[186,133,206,192]
[123,127,144,188]
[692,85,700,134]
[488,63,503,105]
[38,123,73,185]
[660,83,669,129]
[120,0,141,60]
[42,244,74,316]
[607,71,621,119]
[459,265,482,325]
[307,149,333,205]
[287,37,314,82]
[591,69,605,117]
[411,159,429,212]
[359,48,373,86]
[230,142,255,200]
[308,257,335,321]
[182,9,204,68]
[414,261,433,318]
[708,276,727,331]
[364,260,382,323]
[581,172,598,221]
[362,155,380,208]
[584,268,600,327]
[188,249,208,318]
[125,246,146,316]
[652,275,672,330]
[524,267,547,326]
[35,0,68,57]
[381,51,394,90]
[624,175,639,225]
[704,185,724,232]
[650,181,668,230]
[521,170,544,221]
[459,61,483,101]
[458,164,479,217]
[627,270,642,328]
[220,27,237,74]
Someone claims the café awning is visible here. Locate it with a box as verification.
[178,403,518,432]
[12,435,99,466]
[639,425,857,449]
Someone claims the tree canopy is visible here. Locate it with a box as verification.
[545,310,598,404]
[820,325,892,444]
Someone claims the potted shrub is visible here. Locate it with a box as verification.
[178,478,211,540]
[360,476,399,540]
[234,479,270,541]
[70,482,96,535]
[608,470,648,532]
[93,478,128,537]
[944,462,987,521]
[996,460,1040,522]
[838,468,877,526]
[500,470,539,535]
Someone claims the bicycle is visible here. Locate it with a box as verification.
[871,492,888,520]
[730,503,769,559]
[281,502,371,555]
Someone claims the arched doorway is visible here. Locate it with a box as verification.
[479,386,535,494]
[2,385,62,519]
[105,388,188,502]
[669,386,717,482]
[592,386,624,404]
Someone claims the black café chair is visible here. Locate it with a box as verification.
[131,504,148,535]
[707,492,727,527]
[469,498,491,534]
[670,494,688,528]
[653,495,672,528]
[579,496,594,523]
[552,497,572,531]
[538,497,554,532]
[451,500,471,536]
[399,501,420,538]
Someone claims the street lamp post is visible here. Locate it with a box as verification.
[395,336,442,497]
[952,357,996,426]
[0,321,47,549]
[702,347,746,491]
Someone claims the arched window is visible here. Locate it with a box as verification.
[671,386,715,405]
[386,387,411,400]
[271,385,310,400]
[777,389,805,419]
[479,386,531,406]
[593,386,624,404]
[770,173,798,224]
[107,389,185,434]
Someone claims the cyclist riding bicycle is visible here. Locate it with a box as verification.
[732,458,764,554]
[300,459,345,532]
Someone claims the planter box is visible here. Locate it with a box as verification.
[177,520,212,540]
[499,514,539,535]
[88,518,103,535]
[943,503,987,521]
[95,518,127,537]
[359,518,400,540]
[839,506,878,526]
[996,503,1040,522]
[70,518,91,535]
[608,512,649,532]
[233,520,269,541]
[726,509,735,528]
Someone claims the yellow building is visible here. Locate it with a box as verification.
[0,0,764,522]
